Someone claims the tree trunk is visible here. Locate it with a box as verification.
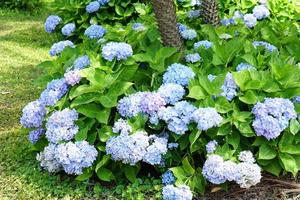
[151,0,183,50]
[201,0,220,26]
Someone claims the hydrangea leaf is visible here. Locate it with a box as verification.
[258,144,277,160]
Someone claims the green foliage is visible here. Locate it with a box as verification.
[1,0,41,11]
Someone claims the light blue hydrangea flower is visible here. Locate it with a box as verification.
[163,63,195,87]
[206,140,218,153]
[194,40,213,49]
[236,63,256,71]
[98,0,109,6]
[221,18,236,26]
[39,78,69,106]
[233,11,244,20]
[235,162,261,188]
[294,96,300,104]
[238,151,255,163]
[84,24,106,39]
[221,73,238,101]
[202,155,227,184]
[192,108,223,131]
[168,143,179,149]
[162,185,193,200]
[106,131,150,165]
[185,53,201,63]
[191,0,201,6]
[252,41,277,52]
[64,69,81,86]
[162,170,176,185]
[28,128,46,144]
[45,108,79,144]
[223,160,239,181]
[61,23,76,36]
[102,42,133,61]
[180,29,197,40]
[55,141,98,175]
[112,119,132,135]
[74,55,90,70]
[44,15,62,33]
[253,5,270,20]
[36,144,62,173]
[86,1,100,13]
[20,100,46,128]
[187,9,201,18]
[208,74,217,82]
[177,23,188,32]
[243,14,257,28]
[49,40,75,56]
[158,83,185,105]
[117,92,146,118]
[140,92,166,115]
[132,23,146,31]
[143,136,168,165]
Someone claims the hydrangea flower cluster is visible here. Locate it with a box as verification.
[73,55,90,70]
[221,18,236,26]
[102,42,133,61]
[202,153,261,188]
[187,9,201,19]
[140,92,166,115]
[112,119,132,135]
[39,78,69,106]
[64,69,82,86]
[206,140,218,153]
[86,1,100,13]
[236,63,256,71]
[84,24,106,39]
[45,108,79,144]
[132,23,146,31]
[49,40,75,56]
[194,40,213,49]
[253,5,270,20]
[220,73,238,101]
[294,96,300,104]
[61,23,76,36]
[157,83,185,105]
[20,100,46,128]
[243,14,257,28]
[252,98,297,140]
[143,136,168,165]
[253,41,277,52]
[44,15,62,33]
[185,53,201,63]
[117,92,146,118]
[162,170,176,185]
[28,128,46,144]
[37,141,98,175]
[180,29,197,40]
[163,63,195,86]
[162,185,193,200]
[192,108,223,131]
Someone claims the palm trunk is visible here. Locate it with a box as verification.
[151,0,183,50]
[201,0,220,26]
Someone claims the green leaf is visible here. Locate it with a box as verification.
[187,85,206,100]
[96,167,114,182]
[189,130,201,153]
[226,132,240,150]
[75,169,93,181]
[98,126,115,142]
[239,90,264,104]
[259,144,277,160]
[75,119,96,141]
[264,159,282,176]
[95,155,111,172]
[217,124,232,136]
[124,165,139,183]
[77,104,111,124]
[182,157,195,175]
[290,119,300,135]
[279,153,298,176]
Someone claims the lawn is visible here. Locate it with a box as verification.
[1,4,300,200]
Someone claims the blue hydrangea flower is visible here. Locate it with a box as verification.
[140,92,166,115]
[177,23,188,32]
[185,53,201,63]
[84,24,106,39]
[158,83,185,105]
[162,185,193,200]
[206,140,218,153]
[64,69,81,86]
[102,42,133,61]
[253,5,270,20]
[187,9,201,18]
[112,119,132,135]
[238,151,255,163]
[98,0,109,6]
[220,73,238,101]
[233,10,244,20]
[74,55,90,70]
[236,63,256,71]
[223,160,239,182]
[163,63,195,87]
[194,40,213,49]
[61,23,76,36]
[132,23,146,31]
[252,41,277,52]
[168,143,179,149]
[162,170,176,185]
[55,141,98,175]
[235,162,261,188]
[208,74,217,82]
[39,78,69,106]
[20,100,46,128]
[44,15,62,33]
[294,96,300,104]
[106,131,150,165]
[86,1,100,13]
[143,136,168,165]
[221,18,236,26]
[49,40,75,56]
[28,128,46,144]
[36,144,62,173]
[192,108,223,131]
[117,92,146,118]
[191,0,201,6]
[45,108,79,144]
[180,29,197,40]
[202,155,227,184]
[243,14,257,28]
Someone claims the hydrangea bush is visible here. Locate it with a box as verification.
[21,0,300,199]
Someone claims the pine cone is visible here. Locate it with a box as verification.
[201,0,220,26]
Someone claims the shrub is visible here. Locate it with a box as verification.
[1,0,41,11]
[21,0,300,199]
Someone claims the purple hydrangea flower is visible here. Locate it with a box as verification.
[49,40,75,56]
[206,140,218,153]
[61,23,76,36]
[163,63,195,87]
[192,108,223,131]
[20,100,46,128]
[64,69,81,86]
[102,42,133,61]
[44,15,62,33]
[84,24,106,39]
[140,92,166,115]
[158,83,185,105]
[28,128,45,144]
[74,55,90,70]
